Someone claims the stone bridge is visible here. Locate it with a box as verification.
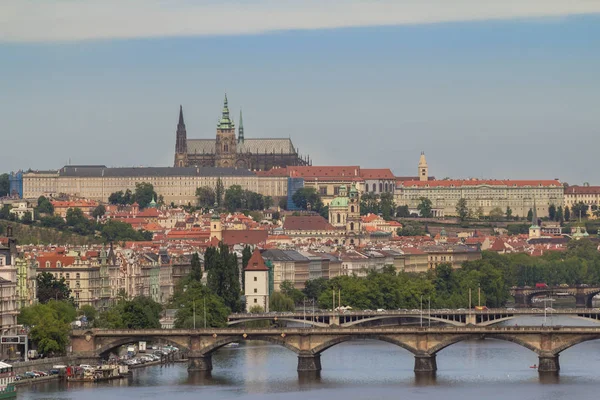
[510,286,600,308]
[71,326,600,374]
[227,308,600,327]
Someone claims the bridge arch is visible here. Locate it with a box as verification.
[200,335,301,356]
[341,315,464,328]
[227,318,329,328]
[96,336,190,357]
[310,335,419,356]
[550,334,600,354]
[426,333,542,356]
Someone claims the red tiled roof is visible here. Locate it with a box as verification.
[283,216,336,231]
[245,249,269,271]
[565,185,600,195]
[222,230,268,246]
[256,166,362,179]
[399,179,561,188]
[361,169,395,179]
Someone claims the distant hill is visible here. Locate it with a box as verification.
[0,220,101,246]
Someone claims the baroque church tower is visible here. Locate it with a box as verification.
[174,105,188,167]
[215,95,237,168]
[346,183,362,245]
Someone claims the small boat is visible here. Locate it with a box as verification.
[0,362,17,399]
[529,364,538,369]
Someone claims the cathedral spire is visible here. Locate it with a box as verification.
[217,94,235,130]
[178,104,185,126]
[174,105,188,167]
[238,109,244,143]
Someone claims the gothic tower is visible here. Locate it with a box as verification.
[215,94,237,168]
[418,151,428,181]
[174,105,188,167]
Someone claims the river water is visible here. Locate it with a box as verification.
[18,316,600,400]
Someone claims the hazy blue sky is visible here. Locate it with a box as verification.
[1,1,599,184]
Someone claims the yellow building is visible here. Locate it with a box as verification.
[22,166,287,206]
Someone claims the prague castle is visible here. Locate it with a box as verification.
[174,95,310,170]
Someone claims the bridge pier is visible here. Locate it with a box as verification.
[538,354,559,372]
[575,294,590,309]
[297,353,322,372]
[188,354,213,372]
[414,353,437,373]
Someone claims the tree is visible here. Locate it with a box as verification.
[278,197,288,211]
[455,198,469,221]
[196,186,216,209]
[572,202,589,219]
[417,197,433,218]
[21,211,33,224]
[292,188,323,212]
[206,242,242,312]
[190,253,203,282]
[0,174,8,197]
[215,178,224,207]
[264,196,274,210]
[548,204,557,221]
[224,185,244,211]
[96,296,162,329]
[396,221,425,236]
[505,206,513,221]
[303,278,328,300]
[18,301,75,355]
[527,209,533,222]
[101,219,151,242]
[108,189,133,205]
[36,271,72,303]
[564,206,571,221]
[37,196,54,214]
[133,182,157,209]
[379,192,396,220]
[241,246,252,290]
[269,292,296,312]
[40,215,66,230]
[360,193,379,216]
[396,205,410,218]
[171,280,229,328]
[91,204,106,219]
[489,207,504,221]
[280,280,304,304]
[556,206,564,223]
[79,304,97,325]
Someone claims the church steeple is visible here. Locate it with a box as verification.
[174,105,188,167]
[217,94,235,130]
[418,151,428,181]
[238,109,244,143]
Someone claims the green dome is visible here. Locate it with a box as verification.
[329,197,349,207]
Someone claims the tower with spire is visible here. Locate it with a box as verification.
[174,105,188,167]
[529,199,541,239]
[238,109,244,144]
[418,152,428,181]
[215,94,238,168]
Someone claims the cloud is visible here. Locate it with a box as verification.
[2,0,600,42]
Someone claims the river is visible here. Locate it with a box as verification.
[17,316,600,400]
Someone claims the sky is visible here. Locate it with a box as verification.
[1,1,600,184]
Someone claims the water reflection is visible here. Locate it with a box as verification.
[413,372,437,386]
[538,372,560,384]
[297,371,322,385]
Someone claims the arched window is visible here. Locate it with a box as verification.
[385,183,389,192]
[379,183,383,192]
[76,273,80,280]
[336,214,340,223]
[224,144,229,152]
[45,261,50,268]
[56,261,62,268]
[350,222,355,231]
[351,206,355,213]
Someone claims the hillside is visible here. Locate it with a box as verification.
[0,220,101,246]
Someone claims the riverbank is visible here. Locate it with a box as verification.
[14,375,59,387]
